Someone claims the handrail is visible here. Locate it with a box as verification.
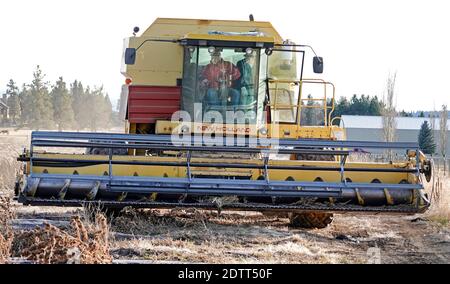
[268,83,297,123]
[267,78,336,126]
[300,79,336,127]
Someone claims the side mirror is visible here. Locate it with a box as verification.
[313,56,323,74]
[125,48,136,65]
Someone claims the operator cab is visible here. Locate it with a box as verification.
[181,45,266,125]
[122,28,329,134]
[179,32,274,126]
[180,39,311,127]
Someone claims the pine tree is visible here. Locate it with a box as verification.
[70,80,87,130]
[368,96,383,116]
[331,95,383,120]
[399,110,410,117]
[84,86,97,131]
[18,84,32,126]
[5,79,21,124]
[103,94,113,128]
[85,86,112,131]
[29,66,54,129]
[50,77,75,130]
[418,121,436,155]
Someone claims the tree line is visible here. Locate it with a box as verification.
[297,94,385,126]
[329,94,447,120]
[2,66,118,131]
[331,94,384,118]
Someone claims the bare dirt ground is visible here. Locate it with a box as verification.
[1,129,449,264]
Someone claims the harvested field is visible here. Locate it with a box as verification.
[0,130,449,264]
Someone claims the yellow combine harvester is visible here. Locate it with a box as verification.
[15,17,432,228]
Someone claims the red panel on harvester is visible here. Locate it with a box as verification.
[128,86,181,123]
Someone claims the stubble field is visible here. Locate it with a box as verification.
[1,129,449,264]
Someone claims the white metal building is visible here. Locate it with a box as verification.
[340,115,450,155]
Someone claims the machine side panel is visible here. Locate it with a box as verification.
[128,86,181,123]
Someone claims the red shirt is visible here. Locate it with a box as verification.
[201,60,241,89]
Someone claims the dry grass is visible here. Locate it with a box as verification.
[0,131,113,264]
[0,148,22,197]
[14,213,112,264]
[109,205,450,264]
[426,171,450,226]
[0,196,14,263]
[112,208,209,236]
[0,132,27,263]
[112,209,450,263]
[110,208,368,264]
[113,236,339,264]
[0,130,28,196]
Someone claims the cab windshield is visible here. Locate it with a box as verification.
[181,46,262,124]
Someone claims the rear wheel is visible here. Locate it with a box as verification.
[289,212,333,229]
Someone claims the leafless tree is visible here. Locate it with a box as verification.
[430,107,436,135]
[440,104,448,175]
[429,107,437,158]
[382,72,397,160]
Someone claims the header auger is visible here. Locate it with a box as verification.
[15,18,432,228]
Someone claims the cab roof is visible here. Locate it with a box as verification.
[142,18,284,44]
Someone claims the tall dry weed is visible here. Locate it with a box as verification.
[0,138,23,196]
[426,171,450,225]
[0,196,14,263]
[15,213,112,264]
[0,157,21,196]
